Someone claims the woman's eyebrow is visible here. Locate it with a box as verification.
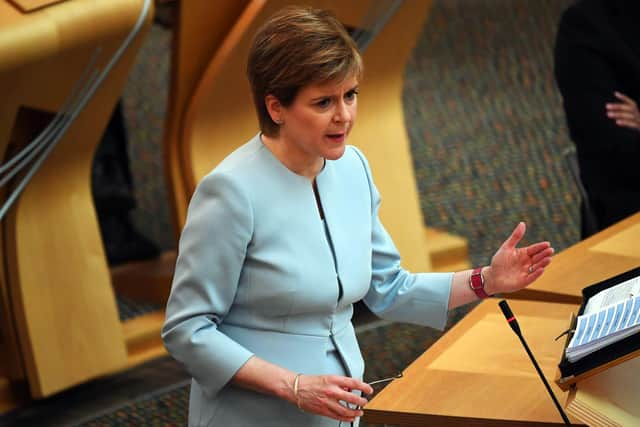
[309,94,334,104]
[310,86,359,101]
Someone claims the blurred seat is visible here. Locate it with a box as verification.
[0,0,154,408]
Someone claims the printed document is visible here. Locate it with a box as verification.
[566,275,640,362]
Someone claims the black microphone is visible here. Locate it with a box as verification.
[498,300,572,426]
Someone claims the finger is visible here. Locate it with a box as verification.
[335,377,373,396]
[606,104,636,115]
[606,103,632,112]
[614,91,636,106]
[530,256,552,272]
[530,247,554,265]
[606,101,637,111]
[306,393,360,422]
[326,408,357,424]
[327,400,362,421]
[615,119,640,130]
[331,388,368,408]
[608,110,638,120]
[501,222,526,250]
[523,267,546,285]
[524,241,550,257]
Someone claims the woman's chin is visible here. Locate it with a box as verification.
[324,144,346,160]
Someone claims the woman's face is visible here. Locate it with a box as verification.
[275,75,359,168]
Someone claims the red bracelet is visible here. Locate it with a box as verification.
[469,267,491,299]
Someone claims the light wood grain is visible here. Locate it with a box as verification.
[111,250,177,306]
[365,299,585,426]
[365,215,640,426]
[349,0,435,271]
[163,0,250,237]
[0,0,153,397]
[513,212,640,304]
[566,357,640,427]
[122,311,167,368]
[589,223,640,258]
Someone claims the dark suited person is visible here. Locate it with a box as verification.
[554,0,640,238]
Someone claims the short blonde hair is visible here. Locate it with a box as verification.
[247,6,363,137]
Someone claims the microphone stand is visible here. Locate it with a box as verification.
[498,300,572,426]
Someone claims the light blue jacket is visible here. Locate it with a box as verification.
[162,134,453,426]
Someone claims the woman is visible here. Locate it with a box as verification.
[162,6,554,426]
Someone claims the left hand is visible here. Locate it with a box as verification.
[484,222,553,295]
[606,91,640,131]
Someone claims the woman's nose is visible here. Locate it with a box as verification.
[333,101,351,123]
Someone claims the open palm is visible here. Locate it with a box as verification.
[486,222,554,295]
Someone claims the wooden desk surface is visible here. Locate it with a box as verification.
[365,214,639,426]
[514,212,640,304]
[365,299,585,426]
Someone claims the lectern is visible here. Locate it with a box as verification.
[365,214,640,426]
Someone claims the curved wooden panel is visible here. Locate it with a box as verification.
[163,0,250,238]
[177,1,434,271]
[0,0,153,397]
[349,1,434,271]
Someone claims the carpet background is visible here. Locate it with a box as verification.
[99,0,580,425]
[405,0,578,265]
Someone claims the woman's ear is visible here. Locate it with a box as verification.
[265,94,283,124]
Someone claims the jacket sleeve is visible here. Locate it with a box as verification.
[162,171,254,397]
[351,147,453,330]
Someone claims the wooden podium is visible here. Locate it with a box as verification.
[365,213,640,426]
[512,212,640,305]
[365,299,585,426]
[565,357,640,427]
[0,0,155,410]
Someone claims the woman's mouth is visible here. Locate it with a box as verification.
[326,133,346,143]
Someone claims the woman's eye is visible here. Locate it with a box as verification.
[316,98,331,108]
[345,89,358,102]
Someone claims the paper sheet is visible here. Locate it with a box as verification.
[567,285,640,363]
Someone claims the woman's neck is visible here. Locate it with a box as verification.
[261,134,324,180]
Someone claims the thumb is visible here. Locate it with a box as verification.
[501,222,526,249]
[614,91,633,104]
